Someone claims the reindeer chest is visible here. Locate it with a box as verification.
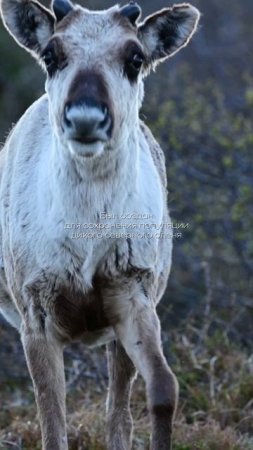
[24,271,114,342]
[21,242,152,344]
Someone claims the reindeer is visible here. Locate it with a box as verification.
[0,0,199,449]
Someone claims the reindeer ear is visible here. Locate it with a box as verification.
[138,3,200,65]
[0,0,54,56]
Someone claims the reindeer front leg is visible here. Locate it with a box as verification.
[21,307,67,450]
[106,340,136,450]
[114,294,179,450]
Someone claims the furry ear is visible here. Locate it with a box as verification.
[138,3,200,65]
[0,0,54,56]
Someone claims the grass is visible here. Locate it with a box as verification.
[0,265,252,450]
[0,325,252,450]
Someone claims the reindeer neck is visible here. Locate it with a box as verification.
[47,128,140,219]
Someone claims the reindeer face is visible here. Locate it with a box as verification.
[0,0,200,158]
[44,3,146,158]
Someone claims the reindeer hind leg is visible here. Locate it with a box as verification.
[106,340,137,450]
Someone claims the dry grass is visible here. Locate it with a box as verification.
[1,396,252,450]
[0,333,252,450]
[0,280,252,450]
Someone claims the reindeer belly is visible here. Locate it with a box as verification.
[50,282,111,342]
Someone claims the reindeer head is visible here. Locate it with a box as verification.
[0,0,200,158]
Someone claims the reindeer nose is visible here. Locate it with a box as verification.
[64,98,112,144]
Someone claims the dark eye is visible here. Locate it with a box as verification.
[131,53,144,70]
[125,51,145,82]
[41,46,58,76]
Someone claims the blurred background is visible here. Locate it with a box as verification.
[0,0,252,449]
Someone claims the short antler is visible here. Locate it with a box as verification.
[52,0,73,22]
[119,1,142,25]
